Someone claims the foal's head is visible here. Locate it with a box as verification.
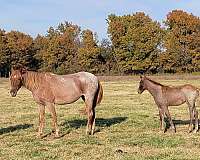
[138,75,147,94]
[10,67,27,97]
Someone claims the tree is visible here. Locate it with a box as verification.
[0,29,10,77]
[99,38,116,74]
[107,12,163,74]
[78,29,102,73]
[162,10,200,72]
[6,31,35,70]
[33,34,49,70]
[36,22,81,74]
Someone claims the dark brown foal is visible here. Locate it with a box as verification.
[10,66,103,138]
[138,76,199,133]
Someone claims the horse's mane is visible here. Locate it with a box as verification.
[145,77,164,86]
[23,71,46,91]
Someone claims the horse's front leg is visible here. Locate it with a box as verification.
[47,103,60,138]
[163,106,176,133]
[38,104,45,138]
[158,107,165,132]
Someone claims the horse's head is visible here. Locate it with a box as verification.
[138,75,147,94]
[10,66,27,97]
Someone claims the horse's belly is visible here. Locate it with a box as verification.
[54,96,81,105]
[54,92,81,105]
[168,96,186,106]
[51,79,82,104]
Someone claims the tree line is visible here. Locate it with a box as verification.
[1,9,200,77]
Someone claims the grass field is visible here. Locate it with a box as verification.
[1,76,200,159]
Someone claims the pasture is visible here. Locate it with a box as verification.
[1,76,200,159]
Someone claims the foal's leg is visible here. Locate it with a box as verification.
[85,98,96,135]
[158,107,165,132]
[163,106,176,132]
[188,103,195,133]
[47,103,60,137]
[193,107,199,133]
[38,105,45,138]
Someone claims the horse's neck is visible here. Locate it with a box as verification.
[22,71,43,92]
[145,79,161,97]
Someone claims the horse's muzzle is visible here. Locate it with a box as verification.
[10,90,17,97]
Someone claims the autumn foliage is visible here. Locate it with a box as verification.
[1,10,200,76]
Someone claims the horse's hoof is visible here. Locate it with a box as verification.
[193,130,198,133]
[169,127,176,133]
[188,126,193,133]
[86,130,91,135]
[37,133,43,139]
[188,129,193,133]
[159,129,165,134]
[91,130,95,135]
[54,134,60,138]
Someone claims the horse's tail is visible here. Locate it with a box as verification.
[79,80,103,115]
[97,80,103,104]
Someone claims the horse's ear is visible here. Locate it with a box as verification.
[20,67,27,74]
[12,65,18,71]
[140,75,143,79]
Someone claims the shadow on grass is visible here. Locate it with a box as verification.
[61,117,127,129]
[0,124,33,135]
[164,118,198,131]
[173,119,191,125]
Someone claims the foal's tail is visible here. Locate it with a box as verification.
[97,81,103,104]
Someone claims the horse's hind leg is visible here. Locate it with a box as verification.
[85,97,96,135]
[47,103,60,137]
[193,107,198,133]
[79,96,87,115]
[188,103,195,133]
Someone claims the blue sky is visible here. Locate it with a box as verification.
[1,0,200,40]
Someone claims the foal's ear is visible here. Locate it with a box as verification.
[140,75,143,79]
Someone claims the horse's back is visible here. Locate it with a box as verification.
[46,72,99,104]
[163,84,199,105]
[180,84,199,99]
[74,72,99,92]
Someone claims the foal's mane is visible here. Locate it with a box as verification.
[145,77,164,86]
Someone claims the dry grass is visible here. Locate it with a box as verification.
[1,77,200,159]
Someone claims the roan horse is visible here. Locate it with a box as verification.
[138,76,199,133]
[10,66,103,138]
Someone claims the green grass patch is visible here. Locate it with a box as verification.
[1,78,200,159]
